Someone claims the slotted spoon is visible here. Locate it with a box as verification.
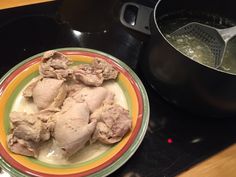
[171,22,236,68]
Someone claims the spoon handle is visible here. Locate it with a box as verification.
[217,26,236,42]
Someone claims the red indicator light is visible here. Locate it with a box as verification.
[167,138,173,144]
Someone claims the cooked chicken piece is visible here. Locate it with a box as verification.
[32,78,67,110]
[10,111,53,142]
[39,50,73,80]
[66,79,85,97]
[7,111,56,157]
[74,58,118,86]
[23,77,42,98]
[71,87,114,113]
[7,50,127,160]
[53,102,96,157]
[92,58,118,80]
[91,104,132,144]
[36,109,58,123]
[73,64,103,86]
[7,134,38,157]
[43,51,69,68]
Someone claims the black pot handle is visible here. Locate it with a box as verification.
[120,2,153,35]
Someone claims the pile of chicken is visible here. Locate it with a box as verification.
[7,51,132,158]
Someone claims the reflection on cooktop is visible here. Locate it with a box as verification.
[0,1,235,177]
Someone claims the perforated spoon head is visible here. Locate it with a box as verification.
[171,22,226,68]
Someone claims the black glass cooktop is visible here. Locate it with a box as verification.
[0,1,235,177]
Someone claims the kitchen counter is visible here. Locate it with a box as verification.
[0,0,53,10]
[179,144,236,177]
[0,1,235,177]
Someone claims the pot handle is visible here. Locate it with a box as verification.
[120,2,152,35]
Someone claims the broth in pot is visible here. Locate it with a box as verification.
[158,13,236,74]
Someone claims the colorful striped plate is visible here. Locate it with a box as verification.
[0,48,149,177]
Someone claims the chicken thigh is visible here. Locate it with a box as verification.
[39,50,73,80]
[74,58,118,86]
[28,78,67,110]
[71,86,114,113]
[8,135,38,157]
[7,111,54,157]
[53,101,96,157]
[91,104,132,144]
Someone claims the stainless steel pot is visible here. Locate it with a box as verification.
[121,0,236,117]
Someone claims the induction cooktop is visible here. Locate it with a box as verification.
[0,1,235,177]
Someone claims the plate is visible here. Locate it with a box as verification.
[0,48,149,177]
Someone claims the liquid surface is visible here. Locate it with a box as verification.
[11,79,128,165]
[221,37,236,73]
[159,16,236,73]
[166,34,215,67]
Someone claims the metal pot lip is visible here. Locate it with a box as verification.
[152,0,236,76]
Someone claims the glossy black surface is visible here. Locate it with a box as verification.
[0,1,235,177]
